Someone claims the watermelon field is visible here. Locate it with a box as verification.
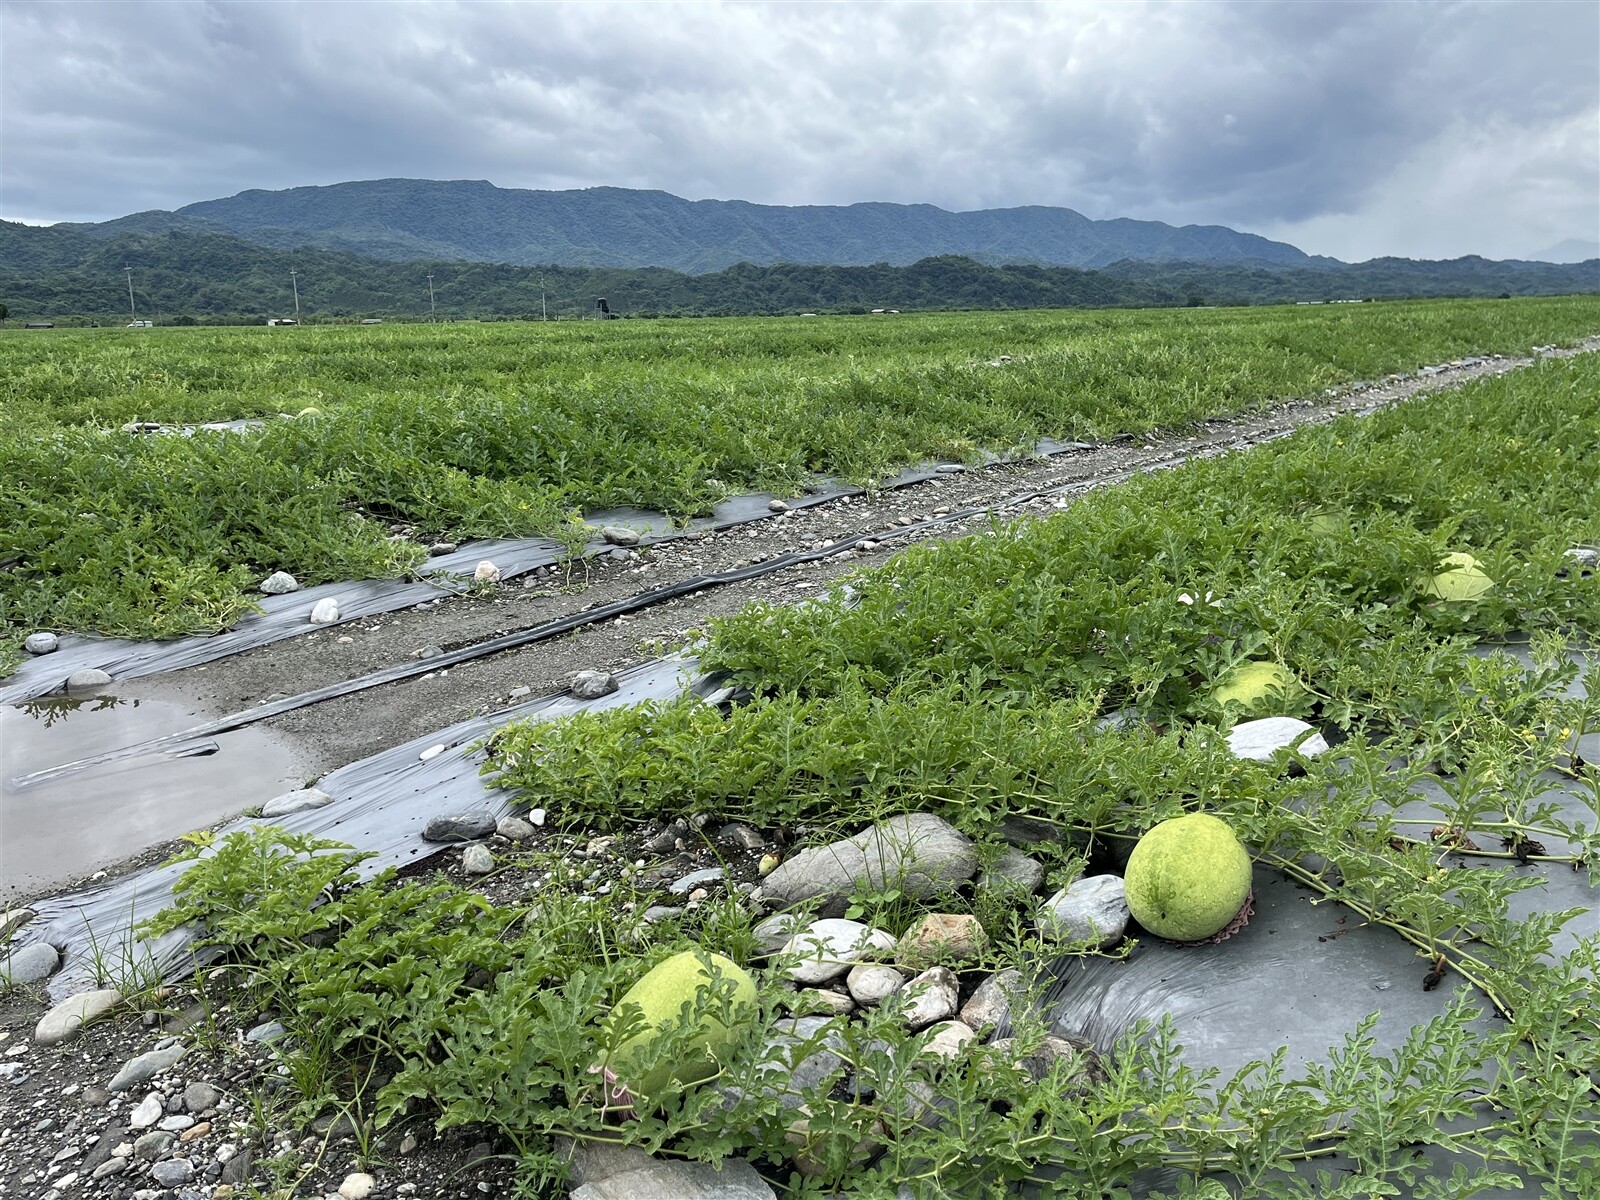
[3,298,1599,1199]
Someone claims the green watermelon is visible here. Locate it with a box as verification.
[1124,814,1253,943]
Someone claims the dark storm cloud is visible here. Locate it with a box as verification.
[2,0,1594,260]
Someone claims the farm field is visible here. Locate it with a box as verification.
[121,351,1600,1197]
[3,295,1600,667]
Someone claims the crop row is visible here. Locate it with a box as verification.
[2,297,1598,667]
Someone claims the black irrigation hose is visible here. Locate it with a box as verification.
[10,441,1225,791]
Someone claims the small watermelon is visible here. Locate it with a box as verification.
[1422,552,1494,602]
[1212,661,1301,713]
[603,951,756,1108]
[1124,814,1253,943]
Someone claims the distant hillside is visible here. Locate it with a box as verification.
[56,179,1319,274]
[0,224,1182,320]
[1101,256,1600,304]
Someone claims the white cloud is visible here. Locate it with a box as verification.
[2,0,1595,260]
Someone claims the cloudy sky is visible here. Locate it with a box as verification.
[3,0,1596,261]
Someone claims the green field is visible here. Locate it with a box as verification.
[3,297,1599,661]
[161,353,1600,1197]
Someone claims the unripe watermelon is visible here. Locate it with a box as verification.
[1422,552,1494,602]
[1212,661,1301,713]
[604,951,756,1106]
[1124,814,1252,943]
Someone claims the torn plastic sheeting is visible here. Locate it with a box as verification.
[21,654,713,1001]
[0,436,1097,706]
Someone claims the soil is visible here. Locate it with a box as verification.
[3,338,1597,1200]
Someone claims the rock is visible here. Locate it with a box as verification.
[752,913,804,957]
[781,919,896,985]
[259,788,333,818]
[428,542,458,556]
[570,1153,774,1199]
[960,969,1024,1034]
[845,963,907,1008]
[571,669,619,700]
[898,966,959,1029]
[339,1172,376,1200]
[473,560,501,584]
[599,526,642,548]
[760,813,978,917]
[921,1020,977,1060]
[244,1019,287,1043]
[1564,546,1599,569]
[1225,717,1330,762]
[419,743,447,761]
[1038,875,1130,947]
[716,822,765,850]
[35,988,121,1045]
[983,1034,1106,1093]
[180,1121,211,1142]
[800,988,856,1016]
[421,810,498,843]
[767,499,790,512]
[159,1113,195,1131]
[128,1091,165,1129]
[24,632,59,655]
[181,1088,222,1126]
[258,571,299,595]
[92,1158,130,1179]
[669,867,725,896]
[219,1148,252,1185]
[63,668,113,694]
[308,597,341,624]
[495,815,536,841]
[134,1129,175,1158]
[151,1158,196,1187]
[1,940,59,985]
[751,1015,848,1108]
[108,1044,187,1091]
[998,813,1068,848]
[896,913,988,971]
[641,905,684,924]
[529,808,548,826]
[977,847,1046,897]
[462,843,495,875]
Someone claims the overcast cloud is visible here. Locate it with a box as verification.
[2,0,1595,261]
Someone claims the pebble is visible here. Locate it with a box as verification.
[109,1044,187,1091]
[159,1113,196,1132]
[1,941,60,985]
[668,867,725,895]
[921,1020,977,1060]
[428,542,458,556]
[419,743,447,762]
[782,919,896,985]
[151,1158,196,1187]
[528,808,547,827]
[1038,875,1131,947]
[600,526,641,547]
[960,969,1023,1034]
[768,499,790,512]
[462,843,495,875]
[244,1020,288,1044]
[258,571,299,595]
[128,1092,165,1130]
[896,912,987,970]
[473,560,501,584]
[180,1121,212,1142]
[898,966,960,1029]
[495,815,536,841]
[64,668,114,693]
[24,632,59,655]
[570,669,619,700]
[845,963,906,1007]
[309,598,341,624]
[35,989,122,1046]
[421,810,498,842]
[259,787,334,818]
[339,1172,376,1200]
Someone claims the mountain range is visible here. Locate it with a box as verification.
[59,179,1325,274]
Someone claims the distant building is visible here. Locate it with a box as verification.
[266,318,298,326]
[127,320,152,328]
[24,322,53,329]
[360,318,384,325]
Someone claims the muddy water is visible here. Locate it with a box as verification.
[0,694,308,896]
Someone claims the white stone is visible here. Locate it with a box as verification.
[1039,875,1130,947]
[921,1020,977,1060]
[339,1172,376,1200]
[259,571,300,595]
[24,632,59,655]
[309,598,341,624]
[781,919,896,985]
[473,561,500,584]
[64,668,113,693]
[1,941,59,985]
[898,966,959,1029]
[128,1092,164,1130]
[260,788,334,818]
[462,844,494,875]
[845,963,907,1008]
[1226,717,1330,762]
[35,989,121,1046]
[419,744,446,762]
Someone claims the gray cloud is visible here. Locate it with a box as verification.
[2,0,1594,260]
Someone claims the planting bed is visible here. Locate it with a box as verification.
[2,303,1599,1200]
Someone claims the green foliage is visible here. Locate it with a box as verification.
[3,298,1598,658]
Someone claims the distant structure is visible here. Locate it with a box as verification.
[596,297,619,319]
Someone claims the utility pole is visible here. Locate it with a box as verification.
[124,267,136,320]
[290,269,301,323]
[426,273,436,322]
[539,273,547,321]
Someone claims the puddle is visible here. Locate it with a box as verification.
[0,693,308,896]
